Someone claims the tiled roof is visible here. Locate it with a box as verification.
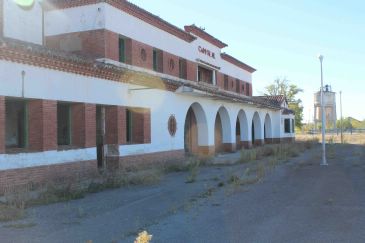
[184,24,228,48]
[0,37,281,110]
[254,95,287,107]
[220,53,256,73]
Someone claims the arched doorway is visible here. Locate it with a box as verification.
[215,106,231,153]
[184,103,208,154]
[252,112,262,146]
[236,110,249,149]
[264,114,273,144]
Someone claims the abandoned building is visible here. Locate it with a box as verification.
[0,0,295,193]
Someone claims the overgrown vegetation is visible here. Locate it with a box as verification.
[0,140,318,222]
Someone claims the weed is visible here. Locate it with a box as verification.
[185,158,201,183]
[0,204,24,222]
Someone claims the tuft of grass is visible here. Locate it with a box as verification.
[0,203,25,222]
[185,158,201,183]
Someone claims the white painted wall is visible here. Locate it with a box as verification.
[45,3,252,82]
[0,60,291,170]
[3,0,43,45]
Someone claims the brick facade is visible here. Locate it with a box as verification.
[130,39,153,69]
[0,96,4,153]
[72,103,96,148]
[163,52,179,77]
[186,60,197,82]
[0,160,98,196]
[28,99,57,152]
[106,149,185,171]
[105,106,126,145]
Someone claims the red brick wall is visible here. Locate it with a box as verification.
[216,72,224,89]
[0,96,4,153]
[105,106,126,145]
[163,52,179,77]
[130,39,153,69]
[72,103,96,148]
[105,30,119,62]
[46,30,106,59]
[186,60,197,81]
[0,160,98,196]
[28,100,57,152]
[143,109,151,143]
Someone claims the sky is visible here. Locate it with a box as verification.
[128,0,365,122]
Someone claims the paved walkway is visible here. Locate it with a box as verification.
[1,144,365,243]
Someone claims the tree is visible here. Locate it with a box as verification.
[264,77,304,128]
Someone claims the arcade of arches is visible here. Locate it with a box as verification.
[184,103,276,156]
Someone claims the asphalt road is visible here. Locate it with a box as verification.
[1,144,365,243]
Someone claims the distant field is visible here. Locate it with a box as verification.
[296,132,365,145]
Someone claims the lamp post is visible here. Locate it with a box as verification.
[318,54,327,165]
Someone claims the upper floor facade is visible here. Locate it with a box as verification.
[0,0,256,96]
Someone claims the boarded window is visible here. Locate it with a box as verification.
[224,75,229,90]
[179,58,187,79]
[57,103,71,146]
[198,66,213,84]
[5,99,27,148]
[246,83,250,96]
[126,108,150,144]
[284,119,291,133]
[236,79,240,93]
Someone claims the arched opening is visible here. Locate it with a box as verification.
[236,110,249,149]
[184,103,208,154]
[214,106,231,153]
[264,114,273,144]
[252,112,262,146]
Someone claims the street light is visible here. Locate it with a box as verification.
[318,54,327,166]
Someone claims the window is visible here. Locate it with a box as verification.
[236,79,240,93]
[246,83,250,96]
[179,58,187,79]
[125,108,150,144]
[224,75,229,90]
[153,49,163,72]
[241,83,245,94]
[198,66,213,84]
[291,119,295,133]
[5,99,28,149]
[57,103,71,146]
[118,37,125,63]
[284,119,291,133]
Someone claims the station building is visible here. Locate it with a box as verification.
[0,0,295,193]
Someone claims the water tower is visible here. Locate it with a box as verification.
[314,85,337,130]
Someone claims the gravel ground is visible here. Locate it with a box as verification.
[1,143,365,243]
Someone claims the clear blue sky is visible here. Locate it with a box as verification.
[129,0,365,122]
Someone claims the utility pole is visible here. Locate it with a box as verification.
[340,91,343,144]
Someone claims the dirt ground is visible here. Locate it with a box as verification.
[1,140,365,242]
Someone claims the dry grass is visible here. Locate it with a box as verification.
[296,133,365,145]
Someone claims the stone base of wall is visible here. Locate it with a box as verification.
[197,146,215,156]
[106,149,186,171]
[270,137,296,144]
[241,141,252,149]
[0,160,98,196]
[253,139,264,146]
[222,143,236,153]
